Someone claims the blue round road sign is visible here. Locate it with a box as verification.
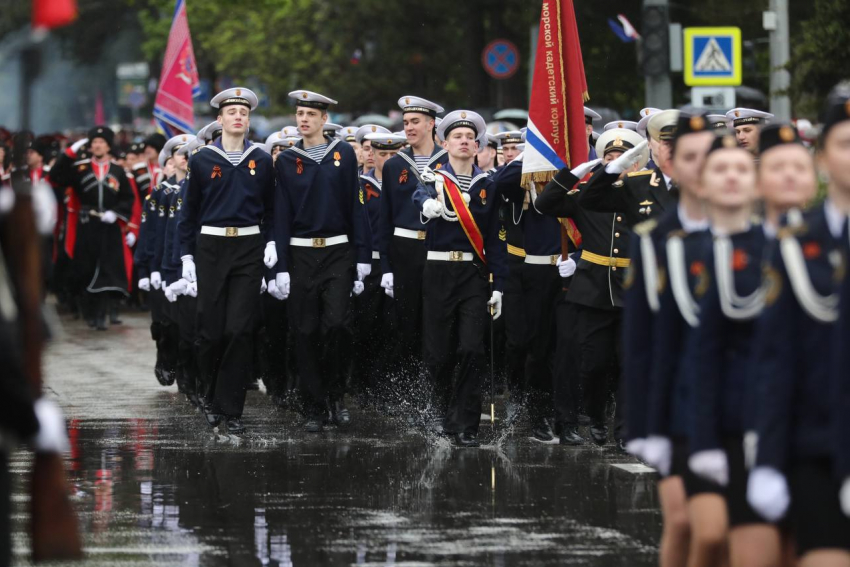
[482,40,519,80]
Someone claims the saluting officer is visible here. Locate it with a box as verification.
[272,90,371,433]
[413,110,507,447]
[178,88,276,434]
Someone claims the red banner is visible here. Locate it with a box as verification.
[32,0,77,29]
[153,0,200,137]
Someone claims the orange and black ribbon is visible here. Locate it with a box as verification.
[399,169,408,184]
[296,158,303,175]
[211,165,222,179]
[365,183,380,201]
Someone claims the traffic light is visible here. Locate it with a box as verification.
[641,5,669,77]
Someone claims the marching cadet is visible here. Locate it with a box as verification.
[413,110,507,447]
[494,131,523,164]
[355,124,391,175]
[476,134,499,173]
[179,88,276,434]
[272,90,371,433]
[584,107,602,160]
[603,120,639,132]
[725,108,773,157]
[536,127,648,448]
[49,126,135,331]
[688,125,817,567]
[749,96,850,564]
[706,114,730,132]
[323,122,343,139]
[378,96,447,405]
[350,132,407,403]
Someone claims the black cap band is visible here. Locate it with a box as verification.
[219,97,251,109]
[444,120,478,139]
[296,100,330,110]
[732,117,765,127]
[402,106,437,117]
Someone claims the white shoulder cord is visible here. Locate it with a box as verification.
[779,235,838,323]
[714,236,766,321]
[641,233,661,313]
[667,235,700,328]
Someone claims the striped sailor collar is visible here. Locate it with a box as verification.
[360,172,381,190]
[289,136,340,164]
[201,137,261,166]
[434,161,489,191]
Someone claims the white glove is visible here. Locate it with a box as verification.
[267,279,286,300]
[32,180,57,235]
[260,278,267,294]
[381,273,394,298]
[422,198,444,219]
[352,280,365,295]
[70,138,89,154]
[274,272,291,301]
[606,140,649,175]
[625,438,646,460]
[556,255,576,278]
[569,158,602,179]
[100,210,117,224]
[181,255,196,283]
[689,449,729,487]
[643,435,673,477]
[187,281,198,298]
[170,278,189,296]
[356,263,372,281]
[841,477,850,517]
[488,290,503,320]
[125,232,137,247]
[32,399,69,454]
[747,466,790,522]
[264,242,277,269]
[150,271,162,290]
[138,277,151,292]
[0,187,14,214]
[164,285,177,303]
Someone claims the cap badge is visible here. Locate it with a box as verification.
[734,110,741,118]
[236,89,242,96]
[405,98,410,105]
[460,112,467,119]
[690,116,705,131]
[614,136,623,147]
[618,122,624,128]
[779,126,795,142]
[301,93,308,99]
[371,126,376,132]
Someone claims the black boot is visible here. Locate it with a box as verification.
[531,417,555,443]
[330,400,351,428]
[589,424,609,446]
[559,425,585,446]
[453,432,480,448]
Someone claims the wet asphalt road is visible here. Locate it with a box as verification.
[11,310,661,566]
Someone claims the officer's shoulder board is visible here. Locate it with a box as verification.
[633,218,658,236]
[191,147,201,156]
[627,170,653,178]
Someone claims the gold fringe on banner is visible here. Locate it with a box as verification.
[521,170,556,192]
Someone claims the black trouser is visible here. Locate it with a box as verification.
[575,303,624,438]
[350,256,391,400]
[257,292,289,399]
[288,243,354,419]
[148,288,174,373]
[0,452,8,567]
[520,262,561,423]
[195,233,264,417]
[553,294,582,427]
[422,260,488,435]
[177,294,198,397]
[387,236,426,382]
[502,255,526,401]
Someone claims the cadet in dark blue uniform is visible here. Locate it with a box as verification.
[748,96,850,563]
[689,125,817,567]
[179,88,276,434]
[378,97,447,404]
[413,110,508,447]
[272,90,371,433]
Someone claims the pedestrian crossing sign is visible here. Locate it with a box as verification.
[684,27,742,87]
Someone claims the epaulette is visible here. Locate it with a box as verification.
[633,218,658,236]
[132,162,148,172]
[627,170,653,177]
[191,147,201,156]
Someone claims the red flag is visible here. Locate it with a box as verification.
[32,0,77,29]
[153,0,200,137]
[522,0,589,187]
[94,91,105,125]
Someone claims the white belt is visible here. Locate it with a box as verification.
[525,254,560,266]
[290,235,348,248]
[200,225,260,237]
[427,251,474,262]
[394,227,427,240]
[372,251,380,260]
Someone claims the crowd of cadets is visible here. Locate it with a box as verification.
[4,82,850,563]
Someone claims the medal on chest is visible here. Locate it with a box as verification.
[333,151,341,167]
[248,159,256,176]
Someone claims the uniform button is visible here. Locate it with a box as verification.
[614,248,619,254]
[612,266,617,271]
[616,216,622,221]
[615,232,620,238]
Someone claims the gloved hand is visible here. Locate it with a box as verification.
[187,281,198,298]
[381,273,394,298]
[356,263,372,281]
[689,449,729,486]
[181,255,196,283]
[422,198,444,219]
[841,477,850,517]
[487,291,503,320]
[352,280,365,296]
[31,180,57,235]
[0,187,14,214]
[274,272,291,301]
[125,232,137,247]
[170,278,189,296]
[569,158,602,179]
[164,285,177,303]
[70,138,89,154]
[100,210,117,224]
[260,278,267,294]
[32,399,69,454]
[138,277,151,292]
[267,279,285,300]
[150,271,162,290]
[643,435,673,477]
[556,255,577,278]
[606,140,649,175]
[625,438,646,460]
[747,466,790,522]
[264,242,277,269]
